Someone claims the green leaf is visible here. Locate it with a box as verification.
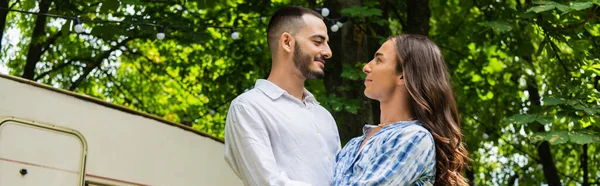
[90,25,122,40]
[532,1,557,5]
[61,21,71,35]
[570,2,594,11]
[519,12,538,19]
[555,4,571,13]
[364,8,383,17]
[526,4,557,13]
[571,40,592,51]
[341,6,369,17]
[21,0,37,10]
[196,0,217,9]
[531,131,569,144]
[341,6,382,18]
[121,0,140,5]
[573,104,596,115]
[543,97,566,105]
[516,114,537,123]
[374,19,388,26]
[340,63,361,80]
[478,21,513,33]
[536,116,553,125]
[100,0,120,13]
[505,114,537,124]
[569,132,600,144]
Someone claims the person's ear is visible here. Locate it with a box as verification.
[280,32,294,53]
[397,74,405,86]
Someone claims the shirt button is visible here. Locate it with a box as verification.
[317,131,321,134]
[328,156,332,161]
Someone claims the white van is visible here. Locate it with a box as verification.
[0,74,241,186]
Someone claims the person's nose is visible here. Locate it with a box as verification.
[321,43,332,59]
[363,61,372,74]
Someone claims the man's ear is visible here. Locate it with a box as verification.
[280,32,294,53]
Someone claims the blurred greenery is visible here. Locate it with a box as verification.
[1,0,599,185]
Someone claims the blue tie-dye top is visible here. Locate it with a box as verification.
[333,120,436,186]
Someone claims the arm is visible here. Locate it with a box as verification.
[350,129,436,185]
[224,102,312,186]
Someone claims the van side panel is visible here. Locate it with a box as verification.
[0,76,241,186]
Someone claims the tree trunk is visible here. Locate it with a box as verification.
[21,0,52,80]
[526,80,561,186]
[0,0,9,51]
[582,144,589,186]
[406,0,430,36]
[323,0,430,143]
[466,168,475,185]
[323,0,390,144]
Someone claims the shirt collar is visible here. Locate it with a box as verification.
[361,120,420,135]
[255,79,318,104]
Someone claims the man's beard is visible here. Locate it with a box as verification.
[293,43,324,79]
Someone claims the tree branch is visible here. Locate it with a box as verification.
[547,37,570,79]
[595,76,600,92]
[127,49,202,99]
[40,29,66,55]
[583,144,589,186]
[507,163,535,186]
[406,0,430,35]
[448,4,475,35]
[385,0,406,29]
[0,0,8,51]
[21,0,52,80]
[307,0,316,9]
[69,37,132,91]
[8,0,20,9]
[544,6,598,31]
[499,135,541,163]
[526,79,562,186]
[438,44,482,70]
[98,66,148,111]
[34,59,79,81]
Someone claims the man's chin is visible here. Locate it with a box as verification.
[307,70,325,79]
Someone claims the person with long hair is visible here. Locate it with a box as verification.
[333,34,469,185]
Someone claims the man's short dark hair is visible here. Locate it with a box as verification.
[266,6,323,53]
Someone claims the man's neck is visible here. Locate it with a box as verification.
[267,66,306,101]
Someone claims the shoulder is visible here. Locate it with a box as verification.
[226,89,271,120]
[229,89,268,107]
[313,104,335,118]
[385,122,434,148]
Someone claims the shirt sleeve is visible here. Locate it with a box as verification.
[351,129,436,185]
[330,116,342,152]
[224,102,312,186]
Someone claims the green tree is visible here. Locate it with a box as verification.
[430,0,600,184]
[1,0,599,185]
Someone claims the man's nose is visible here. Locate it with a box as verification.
[321,44,332,59]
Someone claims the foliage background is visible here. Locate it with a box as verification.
[1,0,599,185]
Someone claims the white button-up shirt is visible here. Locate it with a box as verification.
[225,79,341,186]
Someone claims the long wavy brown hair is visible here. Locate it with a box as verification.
[391,34,469,185]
